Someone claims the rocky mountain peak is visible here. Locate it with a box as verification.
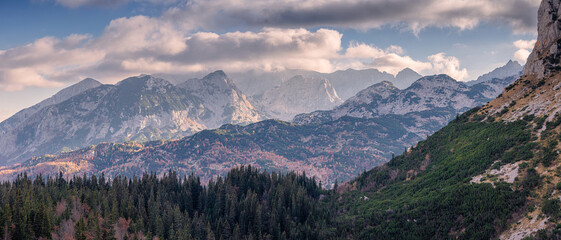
[376,80,396,88]
[201,70,236,89]
[116,75,172,91]
[396,68,417,77]
[469,60,523,85]
[392,68,422,89]
[0,77,103,136]
[178,71,262,127]
[505,59,518,67]
[76,78,102,87]
[409,74,465,90]
[360,81,399,96]
[524,0,561,77]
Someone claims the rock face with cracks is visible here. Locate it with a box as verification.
[525,0,561,79]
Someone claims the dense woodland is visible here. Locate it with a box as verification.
[0,166,334,240]
[0,110,555,239]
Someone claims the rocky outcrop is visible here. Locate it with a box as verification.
[524,0,561,78]
[482,0,561,121]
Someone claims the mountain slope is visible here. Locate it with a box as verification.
[324,68,396,99]
[332,1,561,239]
[0,75,205,166]
[0,68,518,185]
[0,78,102,136]
[0,117,422,186]
[334,110,532,239]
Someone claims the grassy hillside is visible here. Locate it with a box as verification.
[332,108,537,239]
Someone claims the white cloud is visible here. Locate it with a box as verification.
[340,43,432,75]
[0,35,104,91]
[337,43,468,81]
[93,16,186,55]
[513,39,536,63]
[427,53,469,81]
[0,68,64,92]
[514,39,537,49]
[0,11,475,90]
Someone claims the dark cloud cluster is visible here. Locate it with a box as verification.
[166,0,539,34]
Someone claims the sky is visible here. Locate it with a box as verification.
[0,0,540,121]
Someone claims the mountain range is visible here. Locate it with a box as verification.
[0,73,262,165]
[0,61,521,185]
[231,67,422,100]
[294,73,519,137]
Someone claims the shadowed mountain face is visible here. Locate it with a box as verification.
[0,72,262,166]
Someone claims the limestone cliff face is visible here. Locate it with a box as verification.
[524,0,561,78]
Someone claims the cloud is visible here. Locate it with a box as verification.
[513,39,536,63]
[165,0,540,34]
[338,43,468,81]
[0,68,64,91]
[53,0,178,8]
[340,43,432,75]
[0,35,104,91]
[0,12,473,90]
[55,0,129,8]
[93,16,187,55]
[427,53,469,81]
[169,28,342,72]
